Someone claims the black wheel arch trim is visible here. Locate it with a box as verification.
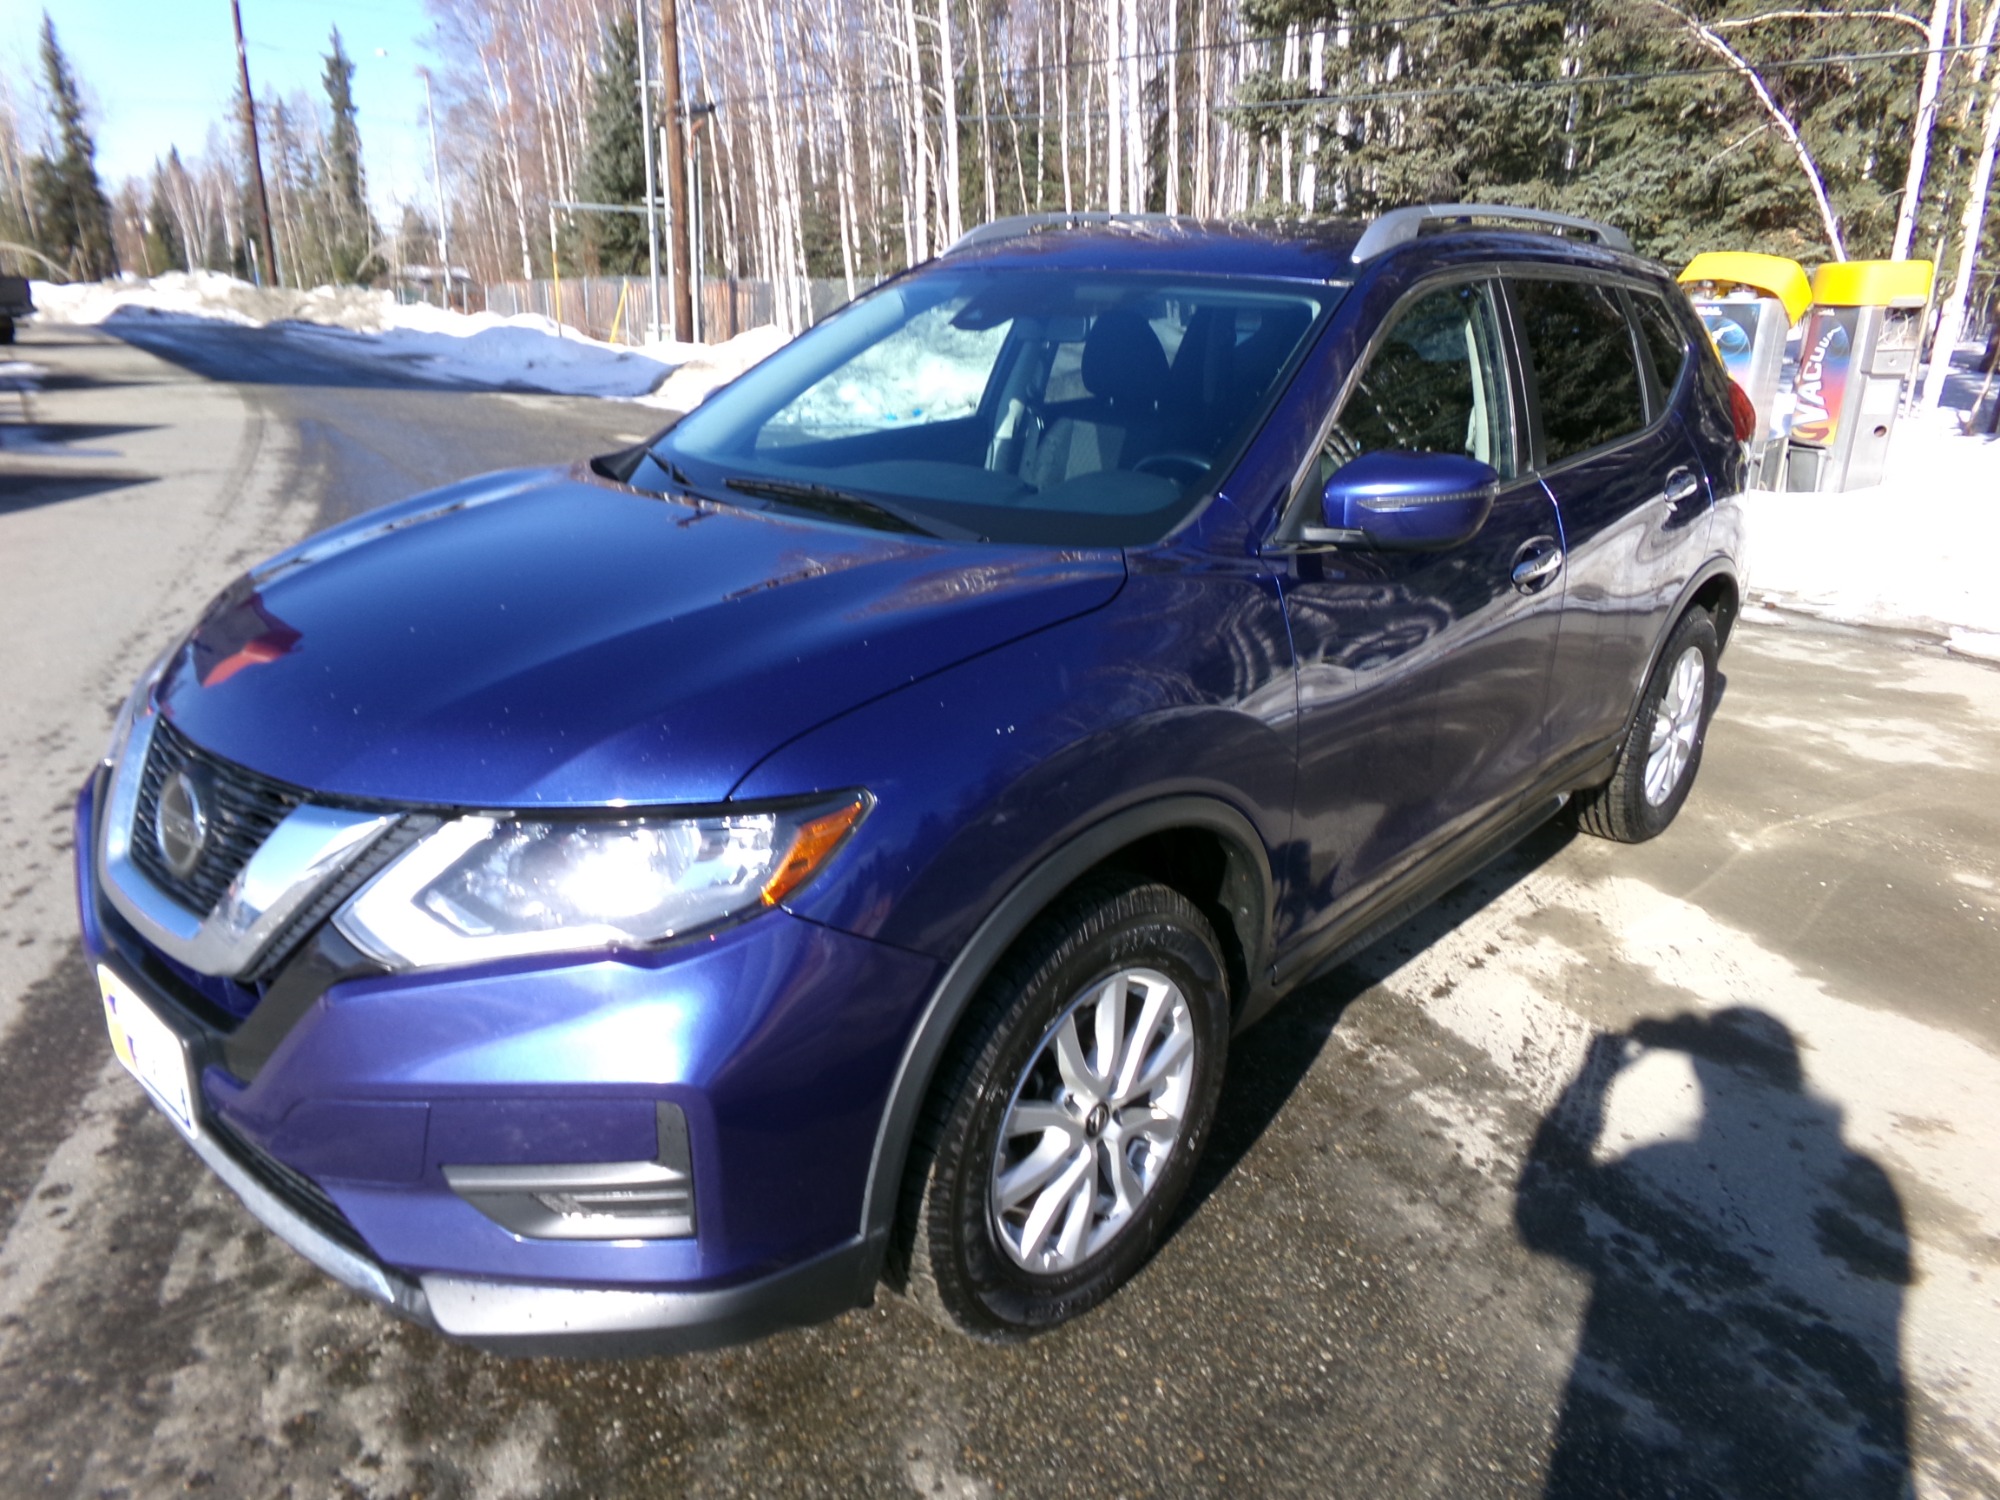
[1620,559,1739,743]
[856,794,1275,1272]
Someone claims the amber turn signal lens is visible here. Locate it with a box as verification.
[760,798,868,907]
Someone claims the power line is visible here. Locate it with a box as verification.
[690,23,1988,118]
[989,0,1556,78]
[1224,38,1996,115]
[681,0,1556,112]
[688,32,1984,121]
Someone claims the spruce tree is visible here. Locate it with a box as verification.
[574,15,649,275]
[28,13,116,280]
[321,27,372,281]
[1226,0,1872,265]
[144,159,185,275]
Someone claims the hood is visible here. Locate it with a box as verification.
[156,467,1124,806]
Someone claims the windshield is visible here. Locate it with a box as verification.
[647,267,1338,546]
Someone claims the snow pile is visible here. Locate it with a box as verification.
[1742,402,2000,655]
[640,325,791,412]
[29,272,791,403]
[276,316,677,398]
[29,270,415,331]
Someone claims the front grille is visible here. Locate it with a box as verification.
[131,717,306,916]
[95,887,250,1034]
[240,816,431,986]
[207,1114,373,1260]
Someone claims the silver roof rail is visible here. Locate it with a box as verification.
[1351,203,1632,262]
[947,212,1207,254]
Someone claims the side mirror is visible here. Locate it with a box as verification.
[1310,450,1499,551]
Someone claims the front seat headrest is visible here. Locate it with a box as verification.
[1081,308,1171,409]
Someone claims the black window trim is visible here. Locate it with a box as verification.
[1269,268,1526,547]
[1498,264,1679,480]
[1623,283,1695,421]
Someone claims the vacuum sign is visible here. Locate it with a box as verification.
[1790,307,1856,448]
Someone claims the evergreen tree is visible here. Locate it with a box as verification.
[574,15,649,275]
[28,13,116,279]
[143,159,185,274]
[395,203,440,271]
[1226,0,1922,265]
[321,27,373,281]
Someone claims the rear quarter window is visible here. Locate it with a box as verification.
[1511,277,1649,466]
[1630,289,1691,406]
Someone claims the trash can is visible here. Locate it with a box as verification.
[1679,252,1812,489]
[1786,259,1934,492]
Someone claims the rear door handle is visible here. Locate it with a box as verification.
[1511,537,1564,594]
[1663,467,1701,506]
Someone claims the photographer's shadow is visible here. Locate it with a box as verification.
[1517,1009,1913,1498]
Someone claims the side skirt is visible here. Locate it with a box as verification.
[1249,792,1571,1029]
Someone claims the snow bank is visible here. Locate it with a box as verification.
[275,317,676,398]
[1741,403,2000,647]
[29,271,791,403]
[639,325,791,412]
[34,270,271,327]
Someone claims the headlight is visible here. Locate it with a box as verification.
[334,795,867,970]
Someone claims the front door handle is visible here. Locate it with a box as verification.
[1663,467,1701,506]
[1511,537,1564,594]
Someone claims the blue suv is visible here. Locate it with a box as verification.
[79,204,1746,1353]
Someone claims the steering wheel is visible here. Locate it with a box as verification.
[1134,450,1214,483]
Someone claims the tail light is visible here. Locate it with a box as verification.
[1726,380,1758,444]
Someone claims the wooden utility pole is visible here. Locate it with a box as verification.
[230,0,279,287]
[659,0,693,340]
[637,0,662,341]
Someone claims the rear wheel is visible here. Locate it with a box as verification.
[0,316,14,345]
[898,874,1229,1339]
[1574,607,1719,843]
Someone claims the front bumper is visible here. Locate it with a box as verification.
[157,1049,879,1354]
[77,770,935,1355]
[178,1083,880,1356]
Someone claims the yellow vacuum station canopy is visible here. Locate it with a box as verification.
[1678,252,1813,325]
[1809,259,1935,308]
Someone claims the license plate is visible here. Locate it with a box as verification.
[99,966,197,1133]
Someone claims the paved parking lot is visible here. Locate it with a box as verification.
[2,324,1996,1497]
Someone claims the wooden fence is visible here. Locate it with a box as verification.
[482,275,866,346]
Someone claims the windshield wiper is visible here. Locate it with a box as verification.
[722,476,950,539]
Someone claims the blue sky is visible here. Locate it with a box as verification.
[3,0,438,216]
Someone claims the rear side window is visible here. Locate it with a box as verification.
[1511,278,1649,465]
[1630,289,1691,403]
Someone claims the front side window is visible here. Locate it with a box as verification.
[1314,278,1514,491]
[659,269,1336,546]
[1511,277,1649,465]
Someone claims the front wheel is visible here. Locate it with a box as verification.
[1574,607,1719,843]
[898,874,1229,1339]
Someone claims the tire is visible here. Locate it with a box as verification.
[1574,607,1719,843]
[0,316,14,345]
[897,873,1230,1340]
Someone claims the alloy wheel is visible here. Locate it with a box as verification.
[1644,644,1707,806]
[989,967,1196,1273]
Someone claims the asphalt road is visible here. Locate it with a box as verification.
[1,322,1996,1499]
